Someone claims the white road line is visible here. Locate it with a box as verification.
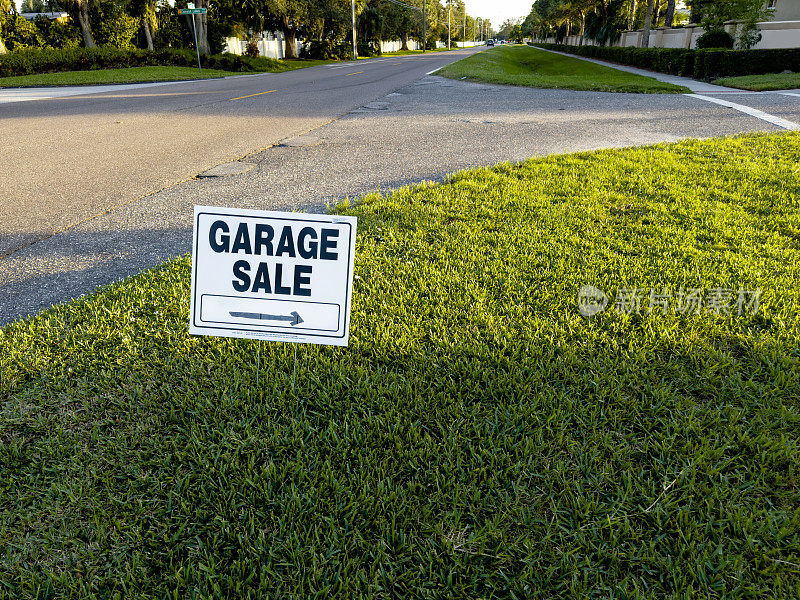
[687,93,799,130]
[426,67,442,75]
[778,92,800,98]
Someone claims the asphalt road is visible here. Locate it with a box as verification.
[0,48,480,260]
[1,50,799,326]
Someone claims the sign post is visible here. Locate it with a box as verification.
[189,206,358,347]
[180,4,207,74]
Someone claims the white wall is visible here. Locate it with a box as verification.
[379,39,422,52]
[541,20,800,49]
[224,36,286,59]
[225,37,469,58]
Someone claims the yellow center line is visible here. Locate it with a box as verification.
[345,71,364,76]
[230,90,277,101]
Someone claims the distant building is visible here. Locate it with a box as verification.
[20,12,69,22]
[765,0,800,22]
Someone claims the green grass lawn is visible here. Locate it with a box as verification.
[439,45,690,93]
[2,133,800,597]
[0,66,238,87]
[713,72,800,91]
[0,59,343,88]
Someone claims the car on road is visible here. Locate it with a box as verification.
[487,39,494,46]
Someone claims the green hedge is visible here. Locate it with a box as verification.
[0,46,287,78]
[532,43,800,79]
[693,48,800,79]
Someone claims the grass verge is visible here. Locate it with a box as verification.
[439,45,690,93]
[2,133,799,597]
[0,60,342,88]
[713,72,800,91]
[0,66,235,87]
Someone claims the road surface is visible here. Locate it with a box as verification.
[1,49,798,325]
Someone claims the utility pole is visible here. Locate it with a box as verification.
[422,0,426,52]
[351,0,357,59]
[448,0,451,49]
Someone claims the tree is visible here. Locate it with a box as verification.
[688,0,767,47]
[0,0,10,53]
[640,0,654,46]
[128,0,156,49]
[662,0,675,26]
[497,17,519,40]
[21,0,65,11]
[260,0,313,58]
[61,0,96,47]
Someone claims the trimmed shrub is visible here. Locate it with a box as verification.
[695,29,734,49]
[358,40,380,57]
[0,46,287,77]
[244,40,259,57]
[533,43,800,80]
[694,48,800,79]
[533,43,695,76]
[300,40,351,60]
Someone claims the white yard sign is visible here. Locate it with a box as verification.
[189,206,357,346]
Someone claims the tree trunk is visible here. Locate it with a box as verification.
[196,0,210,54]
[282,18,298,58]
[640,0,654,47]
[400,31,409,50]
[664,0,676,27]
[77,0,95,48]
[142,16,154,51]
[628,0,638,31]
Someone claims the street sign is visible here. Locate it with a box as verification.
[180,7,207,14]
[189,206,358,346]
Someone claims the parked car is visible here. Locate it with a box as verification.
[487,39,495,46]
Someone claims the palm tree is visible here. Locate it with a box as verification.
[640,0,654,46]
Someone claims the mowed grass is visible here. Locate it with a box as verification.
[0,66,240,87]
[2,133,800,598]
[439,45,690,93]
[713,72,800,91]
[0,59,340,87]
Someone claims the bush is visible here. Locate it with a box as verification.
[3,15,46,51]
[533,43,695,76]
[532,43,800,80]
[695,29,734,49]
[0,46,287,77]
[357,40,380,57]
[33,15,82,49]
[244,40,259,57]
[300,39,351,60]
[693,48,800,79]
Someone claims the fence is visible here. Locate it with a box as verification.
[224,36,286,59]
[224,36,481,58]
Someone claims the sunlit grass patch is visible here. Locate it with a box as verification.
[439,45,690,93]
[0,66,236,87]
[1,132,799,597]
[713,71,800,91]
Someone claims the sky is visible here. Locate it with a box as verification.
[466,0,532,29]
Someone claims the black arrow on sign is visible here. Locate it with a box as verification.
[230,311,303,326]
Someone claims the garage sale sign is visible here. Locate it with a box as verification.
[189,206,357,346]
